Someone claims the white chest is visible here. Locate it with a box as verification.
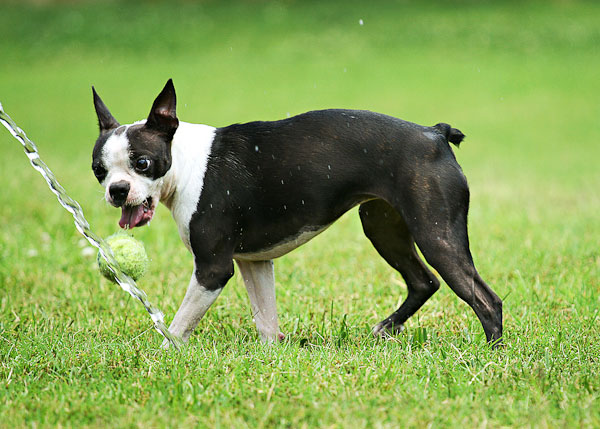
[165,122,216,252]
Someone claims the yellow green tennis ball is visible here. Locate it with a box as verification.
[97,232,149,282]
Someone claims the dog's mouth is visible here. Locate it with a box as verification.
[119,197,155,229]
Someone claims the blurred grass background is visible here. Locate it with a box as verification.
[0,0,599,427]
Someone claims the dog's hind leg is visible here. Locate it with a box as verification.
[235,259,284,343]
[409,216,503,345]
[359,199,441,336]
[394,164,503,345]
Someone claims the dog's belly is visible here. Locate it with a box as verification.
[233,225,330,261]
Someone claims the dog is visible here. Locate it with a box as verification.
[91,79,502,347]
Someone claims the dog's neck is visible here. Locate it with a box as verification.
[159,120,216,217]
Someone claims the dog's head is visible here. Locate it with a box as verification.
[91,79,179,229]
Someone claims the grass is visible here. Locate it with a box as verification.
[1,0,599,427]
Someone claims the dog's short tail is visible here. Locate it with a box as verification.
[433,123,465,147]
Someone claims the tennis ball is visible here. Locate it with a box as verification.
[97,232,149,282]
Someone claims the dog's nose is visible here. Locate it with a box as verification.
[109,181,130,207]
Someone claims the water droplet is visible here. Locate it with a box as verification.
[226,190,230,195]
[301,200,305,205]
[81,247,95,257]
[328,165,331,170]
[363,148,368,153]
[359,19,364,25]
[255,145,259,152]
[281,179,284,185]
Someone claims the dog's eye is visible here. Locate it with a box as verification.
[135,158,151,172]
[93,164,107,182]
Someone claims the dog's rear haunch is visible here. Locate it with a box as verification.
[91,79,502,348]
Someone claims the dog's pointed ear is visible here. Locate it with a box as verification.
[92,86,120,133]
[146,79,179,138]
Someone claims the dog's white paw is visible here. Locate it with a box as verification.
[160,335,185,351]
[259,331,286,344]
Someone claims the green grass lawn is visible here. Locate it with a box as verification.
[1,0,599,427]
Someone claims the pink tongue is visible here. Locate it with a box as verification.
[119,205,145,229]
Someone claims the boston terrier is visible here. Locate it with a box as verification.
[91,79,502,347]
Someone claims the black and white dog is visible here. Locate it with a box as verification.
[91,79,502,346]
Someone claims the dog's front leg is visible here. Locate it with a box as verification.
[162,266,223,348]
[236,259,284,343]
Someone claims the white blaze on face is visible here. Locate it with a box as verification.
[101,125,154,207]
